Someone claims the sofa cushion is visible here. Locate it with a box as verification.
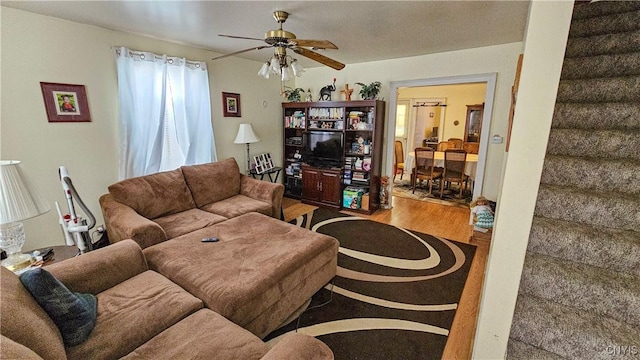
[143,212,339,337]
[0,335,43,360]
[153,208,228,239]
[200,194,272,218]
[108,168,195,219]
[0,267,67,360]
[19,268,97,346]
[181,158,241,207]
[122,309,270,360]
[66,270,203,360]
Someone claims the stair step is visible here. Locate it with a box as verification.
[552,102,640,131]
[507,339,564,360]
[529,216,640,277]
[562,52,640,80]
[520,252,640,327]
[556,75,640,103]
[510,294,640,360]
[541,155,640,196]
[535,184,640,231]
[572,1,640,20]
[546,128,640,161]
[569,8,640,38]
[566,29,640,58]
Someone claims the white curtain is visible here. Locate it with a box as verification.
[115,47,216,179]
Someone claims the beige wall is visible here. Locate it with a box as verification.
[398,84,487,143]
[0,7,283,250]
[295,42,522,201]
[473,1,573,358]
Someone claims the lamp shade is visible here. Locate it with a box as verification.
[233,124,261,144]
[0,161,51,224]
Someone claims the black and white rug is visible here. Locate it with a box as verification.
[266,208,477,359]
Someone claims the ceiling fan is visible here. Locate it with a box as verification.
[212,10,345,71]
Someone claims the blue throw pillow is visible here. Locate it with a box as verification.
[19,268,97,346]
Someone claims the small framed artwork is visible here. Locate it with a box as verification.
[253,153,274,174]
[222,92,241,117]
[40,82,92,122]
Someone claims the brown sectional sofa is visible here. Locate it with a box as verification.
[1,240,334,359]
[89,157,339,355]
[99,158,284,248]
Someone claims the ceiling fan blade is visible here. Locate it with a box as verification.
[218,34,265,42]
[292,47,345,70]
[211,45,272,60]
[289,39,338,50]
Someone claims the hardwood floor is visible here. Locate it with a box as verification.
[282,196,491,360]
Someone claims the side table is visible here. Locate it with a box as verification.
[249,166,282,183]
[30,245,79,266]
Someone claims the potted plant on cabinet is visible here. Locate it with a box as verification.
[355,81,382,100]
[283,87,305,102]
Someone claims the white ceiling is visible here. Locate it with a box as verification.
[2,1,530,68]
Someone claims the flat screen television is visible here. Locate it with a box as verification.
[302,131,343,168]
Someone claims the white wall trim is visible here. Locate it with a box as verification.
[387,73,497,200]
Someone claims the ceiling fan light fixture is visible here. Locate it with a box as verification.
[281,65,292,82]
[291,58,304,77]
[257,61,270,79]
[269,56,281,75]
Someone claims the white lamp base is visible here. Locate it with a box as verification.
[0,222,33,272]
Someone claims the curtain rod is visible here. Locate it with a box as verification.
[413,102,446,107]
[112,46,204,67]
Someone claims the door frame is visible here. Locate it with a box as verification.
[386,73,497,200]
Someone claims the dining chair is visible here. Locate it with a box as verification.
[447,138,464,149]
[437,141,450,152]
[440,149,468,199]
[463,142,479,154]
[412,147,442,195]
[394,140,405,181]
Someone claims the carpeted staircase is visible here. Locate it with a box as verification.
[507,2,640,359]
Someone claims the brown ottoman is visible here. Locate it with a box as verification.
[142,212,339,338]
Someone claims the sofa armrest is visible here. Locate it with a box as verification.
[261,333,333,360]
[99,194,167,249]
[46,239,148,295]
[240,175,284,219]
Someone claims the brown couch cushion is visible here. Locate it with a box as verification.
[0,335,43,360]
[153,208,228,239]
[122,309,270,360]
[143,213,339,337]
[0,267,67,360]
[108,168,195,219]
[181,158,241,207]
[200,194,272,218]
[66,270,203,360]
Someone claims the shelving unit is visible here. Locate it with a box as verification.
[282,100,386,214]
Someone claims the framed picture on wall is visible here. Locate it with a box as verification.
[40,82,92,122]
[222,92,241,117]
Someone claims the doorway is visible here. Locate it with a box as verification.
[386,73,497,205]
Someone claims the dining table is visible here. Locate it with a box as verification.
[404,151,479,179]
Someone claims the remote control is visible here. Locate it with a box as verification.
[201,237,219,243]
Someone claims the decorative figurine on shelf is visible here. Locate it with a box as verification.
[283,87,305,102]
[305,89,313,102]
[319,78,336,101]
[340,83,354,101]
[355,81,382,100]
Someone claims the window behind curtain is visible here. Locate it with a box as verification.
[114,47,216,179]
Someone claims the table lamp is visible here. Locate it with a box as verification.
[233,123,261,174]
[0,161,51,272]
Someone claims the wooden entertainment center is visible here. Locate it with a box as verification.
[282,100,385,214]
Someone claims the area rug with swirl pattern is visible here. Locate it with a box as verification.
[266,208,476,359]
